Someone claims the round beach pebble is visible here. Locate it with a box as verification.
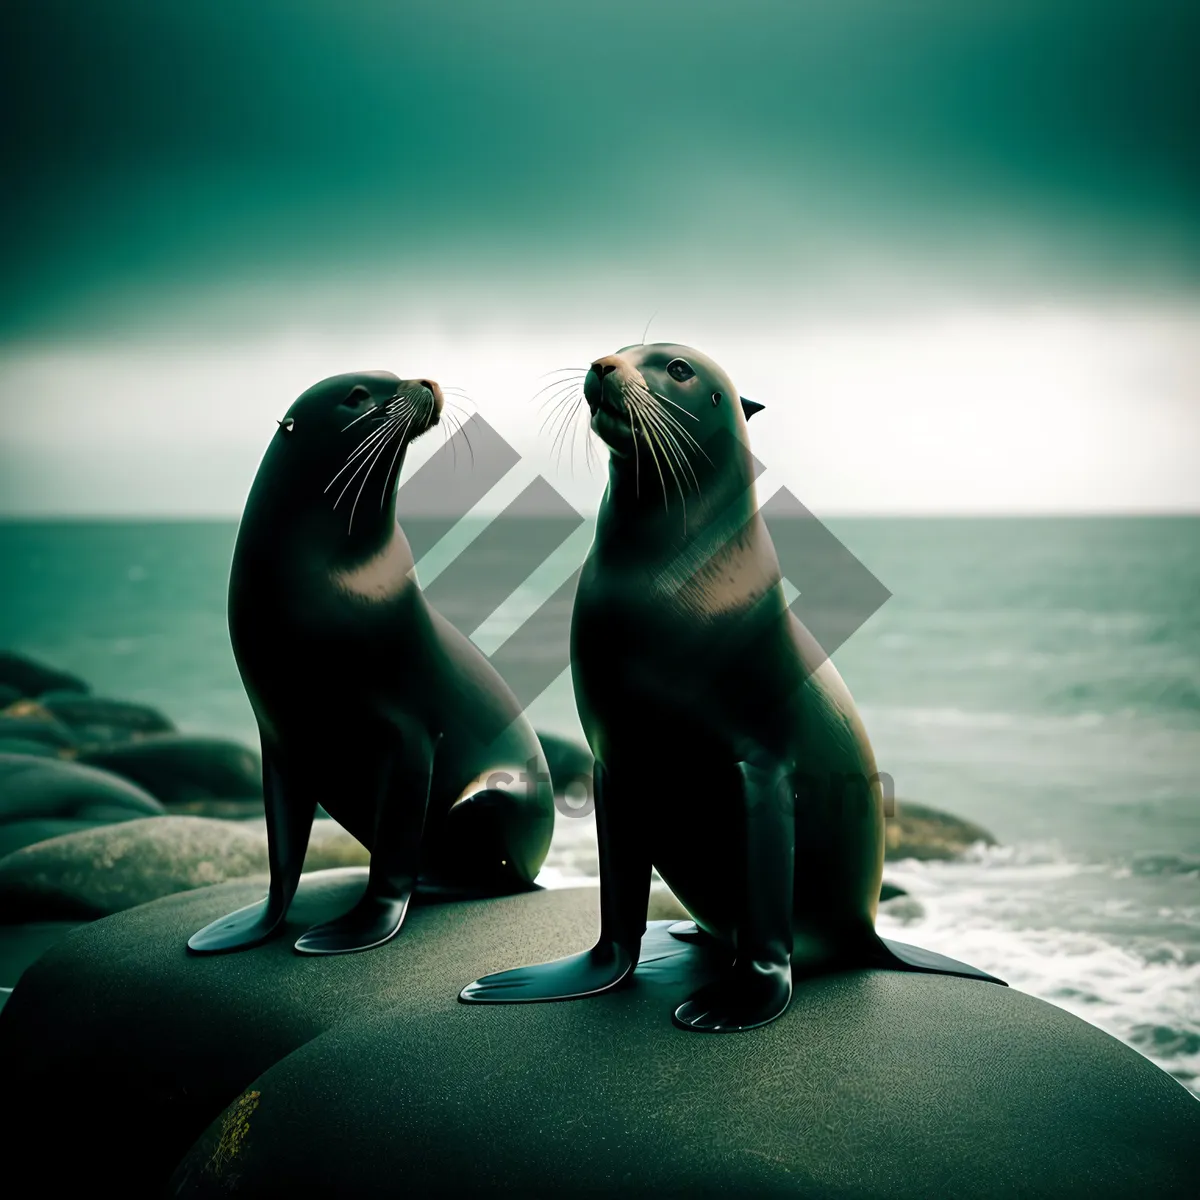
[0,814,370,921]
[38,691,175,744]
[0,708,79,749]
[0,737,61,758]
[0,816,148,860]
[0,651,89,699]
[0,753,164,823]
[78,735,262,805]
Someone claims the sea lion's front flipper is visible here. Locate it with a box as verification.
[673,760,795,1033]
[459,762,649,1002]
[188,740,316,954]
[294,733,436,956]
[877,937,1007,986]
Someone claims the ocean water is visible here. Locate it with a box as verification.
[1,516,1197,1094]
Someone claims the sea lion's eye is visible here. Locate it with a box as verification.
[666,359,695,382]
[342,385,371,408]
[711,392,722,406]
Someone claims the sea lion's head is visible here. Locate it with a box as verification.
[271,371,444,529]
[582,343,763,504]
[278,371,443,446]
[584,343,762,453]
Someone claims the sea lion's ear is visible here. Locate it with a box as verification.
[277,417,295,433]
[741,397,765,421]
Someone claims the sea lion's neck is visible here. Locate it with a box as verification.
[599,441,758,558]
[592,442,781,618]
[237,439,415,574]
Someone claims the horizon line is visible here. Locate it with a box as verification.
[2,509,1199,523]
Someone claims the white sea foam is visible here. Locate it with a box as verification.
[877,846,1200,1097]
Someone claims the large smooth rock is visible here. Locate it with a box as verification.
[78,736,262,804]
[887,799,997,861]
[0,753,165,822]
[1,879,1194,1197]
[0,816,142,860]
[0,651,88,698]
[0,815,369,921]
[161,796,269,820]
[0,920,83,990]
[0,737,61,758]
[37,691,175,743]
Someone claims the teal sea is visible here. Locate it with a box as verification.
[1,516,1198,1094]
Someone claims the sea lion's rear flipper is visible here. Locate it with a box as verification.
[460,762,649,1003]
[294,737,435,956]
[188,740,316,954]
[876,936,1007,986]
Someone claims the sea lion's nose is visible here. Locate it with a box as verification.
[414,378,443,405]
[586,356,624,412]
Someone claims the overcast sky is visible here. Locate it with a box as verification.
[2,1,1198,515]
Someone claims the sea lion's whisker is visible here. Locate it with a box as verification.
[341,404,390,433]
[549,391,582,471]
[538,385,584,425]
[452,411,475,467]
[644,394,712,464]
[379,426,408,511]
[638,402,699,499]
[538,366,589,380]
[333,418,401,510]
[535,377,587,408]
[531,380,587,409]
[625,393,642,499]
[559,401,588,475]
[628,395,671,511]
[540,389,584,438]
[385,391,420,418]
[349,417,400,534]
[325,417,402,494]
[378,403,423,511]
[637,395,691,515]
[536,380,586,419]
[650,390,700,422]
[347,409,409,462]
[634,391,701,488]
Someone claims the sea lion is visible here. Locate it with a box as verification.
[461,343,1002,1030]
[188,371,555,956]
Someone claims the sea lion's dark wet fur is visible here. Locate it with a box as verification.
[189,371,554,956]
[462,344,1002,1030]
